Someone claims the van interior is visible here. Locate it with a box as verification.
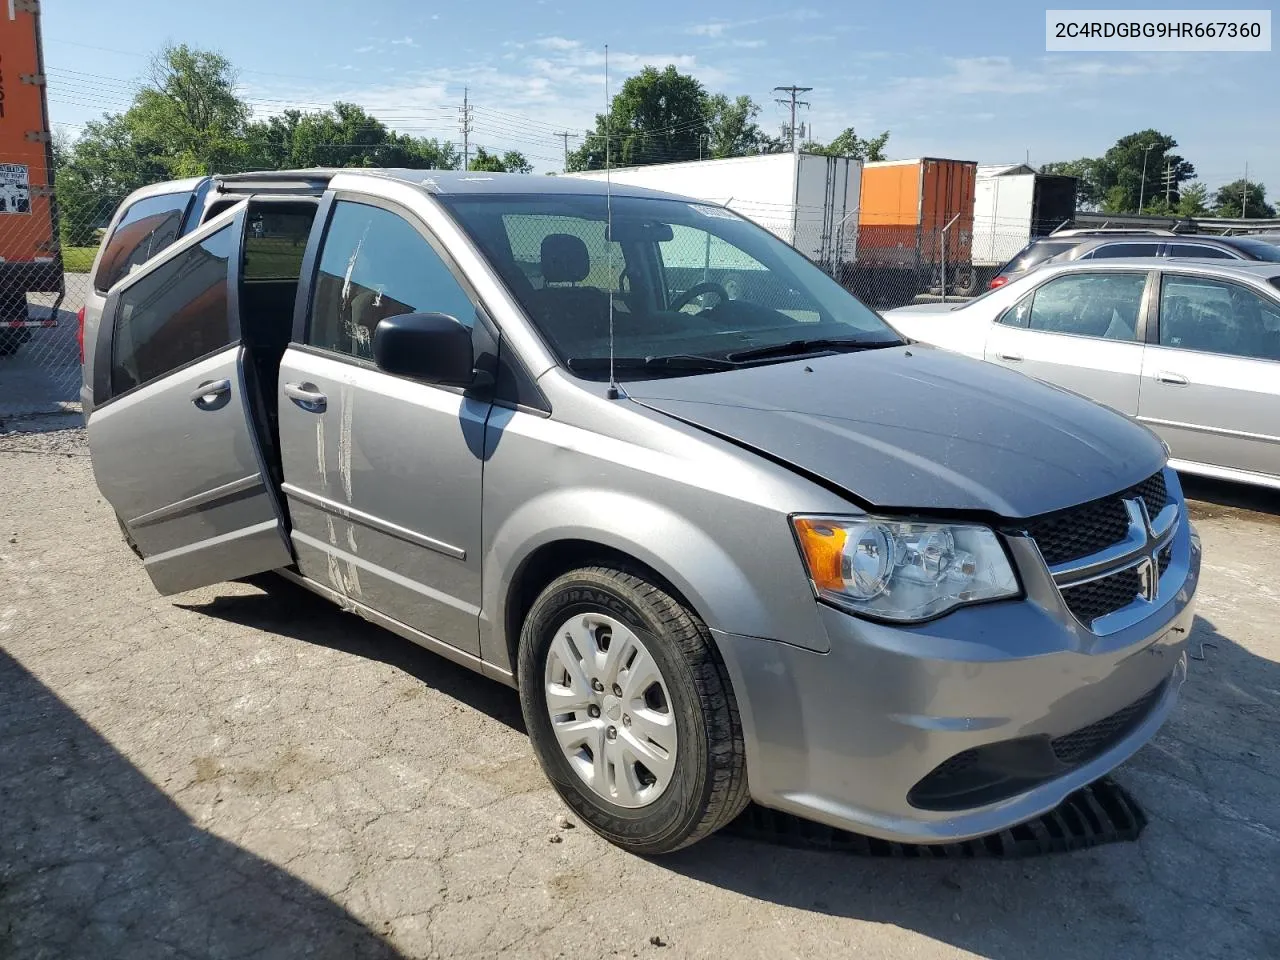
[230,198,320,486]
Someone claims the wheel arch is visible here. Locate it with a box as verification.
[481,491,777,680]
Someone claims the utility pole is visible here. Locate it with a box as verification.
[1243,162,1249,218]
[1137,142,1157,213]
[459,88,473,170]
[555,131,572,171]
[773,85,812,154]
[1163,160,1174,205]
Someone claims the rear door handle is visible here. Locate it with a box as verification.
[997,352,1023,362]
[1156,371,1189,386]
[190,378,231,409]
[283,381,328,413]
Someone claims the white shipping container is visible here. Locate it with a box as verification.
[972,164,1077,269]
[569,153,861,268]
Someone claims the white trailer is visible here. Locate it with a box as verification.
[569,153,861,271]
[969,163,1077,289]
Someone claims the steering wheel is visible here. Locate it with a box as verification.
[671,281,730,313]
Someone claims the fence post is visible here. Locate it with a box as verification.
[940,212,961,303]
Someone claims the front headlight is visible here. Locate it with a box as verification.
[791,515,1020,622]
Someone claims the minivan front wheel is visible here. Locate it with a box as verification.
[518,566,748,854]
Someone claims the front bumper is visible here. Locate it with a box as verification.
[715,500,1201,845]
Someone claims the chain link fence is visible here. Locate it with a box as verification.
[0,186,1052,420]
[0,195,121,420]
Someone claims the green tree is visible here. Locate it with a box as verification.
[130,44,251,176]
[244,102,459,170]
[1102,130,1195,213]
[567,66,710,171]
[704,94,777,158]
[1175,182,1210,218]
[467,147,532,173]
[802,127,890,161]
[1042,130,1196,213]
[1213,179,1275,218]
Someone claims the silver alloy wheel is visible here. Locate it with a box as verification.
[544,612,678,808]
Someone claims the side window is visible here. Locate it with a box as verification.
[110,226,234,396]
[309,202,475,361]
[243,208,314,280]
[1088,242,1162,260]
[1159,274,1280,361]
[997,293,1032,327]
[1167,243,1234,260]
[1023,273,1147,341]
[96,192,191,293]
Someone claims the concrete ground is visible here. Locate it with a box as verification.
[0,277,88,419]
[1,416,1277,960]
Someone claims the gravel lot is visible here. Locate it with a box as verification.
[2,415,1278,960]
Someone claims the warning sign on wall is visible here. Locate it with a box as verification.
[0,164,31,214]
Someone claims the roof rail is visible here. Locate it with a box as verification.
[213,169,335,194]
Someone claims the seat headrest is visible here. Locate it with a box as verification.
[541,234,590,284]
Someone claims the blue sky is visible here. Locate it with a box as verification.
[43,0,1279,199]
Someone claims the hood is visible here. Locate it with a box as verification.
[625,345,1165,519]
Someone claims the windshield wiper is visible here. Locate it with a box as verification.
[566,354,739,373]
[725,337,897,363]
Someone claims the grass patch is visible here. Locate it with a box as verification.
[61,246,97,273]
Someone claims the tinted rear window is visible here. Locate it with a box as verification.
[1219,236,1280,262]
[96,192,192,293]
[999,240,1076,275]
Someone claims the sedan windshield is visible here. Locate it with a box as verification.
[439,192,901,378]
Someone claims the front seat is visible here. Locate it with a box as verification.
[532,234,613,351]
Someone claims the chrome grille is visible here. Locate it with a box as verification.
[1020,469,1179,634]
[1061,567,1143,625]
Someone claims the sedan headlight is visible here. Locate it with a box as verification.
[791,516,1020,622]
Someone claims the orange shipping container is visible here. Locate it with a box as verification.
[856,158,977,276]
[0,0,62,322]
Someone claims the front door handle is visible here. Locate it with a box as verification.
[283,381,328,413]
[1156,371,1189,386]
[190,378,231,409]
[997,352,1023,362]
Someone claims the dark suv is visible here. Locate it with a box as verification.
[990,229,1280,289]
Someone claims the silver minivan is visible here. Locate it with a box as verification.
[82,169,1201,854]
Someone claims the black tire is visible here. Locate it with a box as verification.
[517,566,749,854]
[953,266,981,298]
[115,513,143,559]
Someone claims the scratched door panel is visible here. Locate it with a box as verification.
[276,346,487,655]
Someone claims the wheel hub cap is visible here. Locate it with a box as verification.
[543,613,678,808]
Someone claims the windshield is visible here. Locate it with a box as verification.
[1222,236,1280,262]
[439,193,901,378]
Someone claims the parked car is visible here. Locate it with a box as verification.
[888,258,1280,490]
[82,170,1200,854]
[986,229,1174,290]
[987,229,1280,291]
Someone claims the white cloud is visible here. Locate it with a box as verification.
[729,39,766,49]
[535,36,580,50]
[391,36,417,47]
[355,45,374,53]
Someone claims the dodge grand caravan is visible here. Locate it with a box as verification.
[82,169,1200,854]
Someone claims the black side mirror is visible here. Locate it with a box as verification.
[372,312,476,386]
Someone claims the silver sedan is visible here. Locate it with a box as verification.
[887,258,1280,490]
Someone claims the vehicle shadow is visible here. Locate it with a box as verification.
[655,610,1280,959]
[175,573,526,734]
[1182,474,1280,520]
[0,647,405,960]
